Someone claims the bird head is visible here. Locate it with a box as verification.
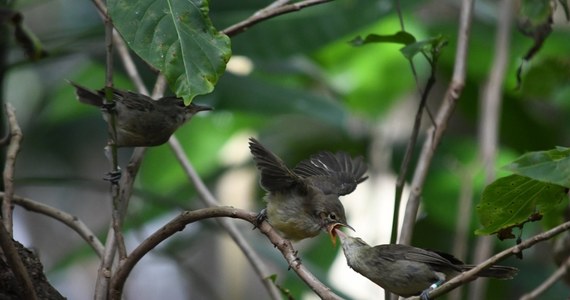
[318,200,354,246]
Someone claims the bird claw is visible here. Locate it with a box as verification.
[253,208,267,230]
[101,101,116,113]
[288,252,301,270]
[420,291,430,300]
[104,169,121,184]
[420,280,442,300]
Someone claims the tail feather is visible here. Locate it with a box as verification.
[463,264,518,279]
[68,81,104,107]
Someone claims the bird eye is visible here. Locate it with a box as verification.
[329,213,337,220]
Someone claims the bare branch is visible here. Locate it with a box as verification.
[0,106,35,300]
[408,220,570,299]
[398,0,474,246]
[2,103,22,234]
[5,193,105,257]
[222,0,333,37]
[109,206,342,300]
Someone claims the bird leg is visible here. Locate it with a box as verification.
[253,208,268,230]
[419,279,444,300]
[100,100,116,113]
[103,145,121,184]
[103,168,122,184]
[288,250,301,270]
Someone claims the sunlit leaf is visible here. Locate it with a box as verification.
[108,0,231,103]
[503,147,570,188]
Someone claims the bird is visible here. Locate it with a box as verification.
[69,81,212,147]
[248,137,367,243]
[333,228,518,299]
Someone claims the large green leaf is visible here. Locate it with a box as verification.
[108,0,231,103]
[503,147,570,188]
[475,174,567,236]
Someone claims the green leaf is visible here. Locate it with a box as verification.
[108,0,231,103]
[503,147,570,188]
[475,174,567,236]
[400,35,447,60]
[349,31,416,47]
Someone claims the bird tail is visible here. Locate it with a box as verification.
[67,80,104,107]
[462,264,518,279]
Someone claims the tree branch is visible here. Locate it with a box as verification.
[108,206,342,300]
[5,193,105,258]
[408,220,570,299]
[0,104,35,299]
[222,0,333,37]
[398,0,474,246]
[2,103,21,234]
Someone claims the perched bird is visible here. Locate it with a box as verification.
[69,81,212,147]
[333,228,518,299]
[249,138,367,243]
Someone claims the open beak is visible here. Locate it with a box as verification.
[327,222,354,247]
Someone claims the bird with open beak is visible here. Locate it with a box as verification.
[249,138,367,243]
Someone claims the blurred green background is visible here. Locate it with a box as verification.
[3,0,570,299]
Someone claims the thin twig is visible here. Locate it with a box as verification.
[398,0,474,246]
[222,0,333,37]
[168,137,282,300]
[94,0,124,297]
[0,105,35,299]
[469,1,514,298]
[5,193,105,257]
[408,220,570,299]
[2,103,21,234]
[519,255,570,300]
[108,206,342,300]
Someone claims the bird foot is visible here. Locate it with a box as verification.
[103,169,122,184]
[420,280,442,300]
[101,101,116,113]
[288,252,301,271]
[253,208,267,230]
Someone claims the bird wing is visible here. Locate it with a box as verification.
[403,246,463,272]
[249,138,304,192]
[293,151,368,195]
[107,89,155,112]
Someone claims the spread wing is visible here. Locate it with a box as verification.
[293,151,367,195]
[249,138,303,192]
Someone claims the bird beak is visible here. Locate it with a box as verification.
[327,222,354,247]
[189,103,213,113]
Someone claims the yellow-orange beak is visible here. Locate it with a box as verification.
[327,222,354,247]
